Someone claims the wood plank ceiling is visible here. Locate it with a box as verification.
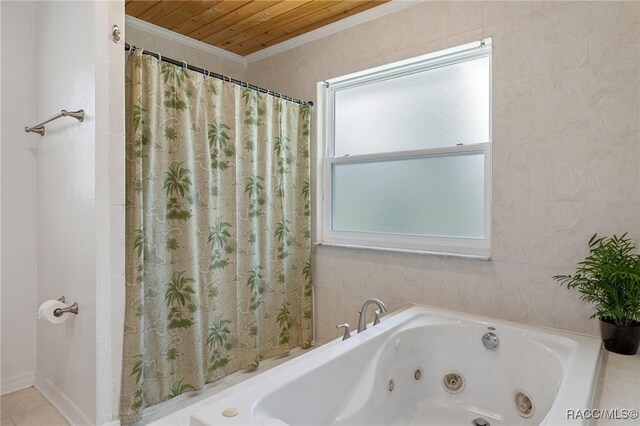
[125,1,389,56]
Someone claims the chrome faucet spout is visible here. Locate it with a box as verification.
[357,299,388,333]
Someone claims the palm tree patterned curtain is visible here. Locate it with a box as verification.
[120,50,312,424]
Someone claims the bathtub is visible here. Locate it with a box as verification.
[191,305,603,425]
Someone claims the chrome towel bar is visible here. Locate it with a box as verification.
[25,109,84,136]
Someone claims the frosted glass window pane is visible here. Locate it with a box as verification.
[332,153,485,238]
[334,56,490,156]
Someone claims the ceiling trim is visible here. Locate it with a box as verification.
[124,1,420,66]
[244,0,421,63]
[124,15,246,66]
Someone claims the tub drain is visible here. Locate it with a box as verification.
[472,418,489,426]
[442,370,465,394]
[513,390,534,418]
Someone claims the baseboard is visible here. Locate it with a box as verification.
[34,373,92,426]
[1,372,35,395]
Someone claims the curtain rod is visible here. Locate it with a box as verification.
[124,43,313,107]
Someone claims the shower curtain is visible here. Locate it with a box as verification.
[120,50,312,424]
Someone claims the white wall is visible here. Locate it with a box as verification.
[30,1,124,425]
[244,1,640,343]
[104,1,126,423]
[0,0,124,421]
[34,1,98,423]
[1,1,122,423]
[0,0,38,395]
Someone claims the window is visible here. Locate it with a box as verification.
[316,39,492,258]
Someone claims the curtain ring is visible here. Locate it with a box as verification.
[157,52,162,63]
[128,44,135,54]
[182,60,188,70]
[140,48,144,56]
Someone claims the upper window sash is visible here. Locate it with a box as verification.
[327,39,492,158]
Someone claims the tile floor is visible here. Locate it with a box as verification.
[0,387,68,426]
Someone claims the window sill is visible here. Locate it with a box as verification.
[313,241,491,261]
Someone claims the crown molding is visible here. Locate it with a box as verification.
[124,15,246,66]
[244,1,421,63]
[125,1,420,67]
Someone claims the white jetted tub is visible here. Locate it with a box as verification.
[191,305,602,426]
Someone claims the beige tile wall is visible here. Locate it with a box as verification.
[245,1,640,343]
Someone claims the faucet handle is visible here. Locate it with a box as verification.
[373,309,382,326]
[336,323,351,341]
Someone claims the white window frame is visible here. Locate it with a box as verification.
[316,39,492,259]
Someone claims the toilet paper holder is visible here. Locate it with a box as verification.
[54,296,79,317]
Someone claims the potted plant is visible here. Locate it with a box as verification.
[553,233,640,355]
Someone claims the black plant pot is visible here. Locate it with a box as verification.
[599,317,640,355]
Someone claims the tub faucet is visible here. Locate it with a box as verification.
[357,299,388,333]
[336,323,351,341]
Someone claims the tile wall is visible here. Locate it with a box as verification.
[244,1,640,343]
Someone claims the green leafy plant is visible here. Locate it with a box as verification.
[553,233,640,327]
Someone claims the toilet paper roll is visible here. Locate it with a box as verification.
[38,300,70,324]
